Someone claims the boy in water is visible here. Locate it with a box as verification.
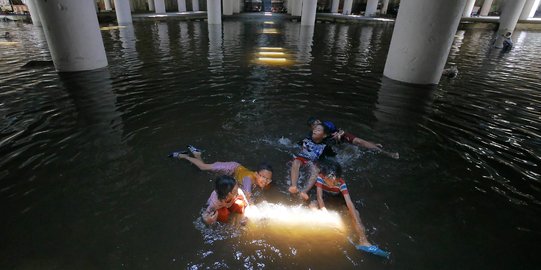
[289,123,335,200]
[502,32,513,51]
[171,145,273,200]
[202,175,249,224]
[313,159,390,258]
[307,117,399,159]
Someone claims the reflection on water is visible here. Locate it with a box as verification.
[1,18,541,269]
[245,202,345,229]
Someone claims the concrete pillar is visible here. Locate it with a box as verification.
[233,0,240,13]
[479,0,494,16]
[381,0,390,15]
[34,0,108,71]
[25,0,41,26]
[148,0,155,11]
[365,0,378,17]
[331,0,339,13]
[154,0,166,13]
[178,0,187,12]
[520,0,540,19]
[207,0,221,24]
[495,0,527,48]
[192,0,200,11]
[463,0,475,17]
[384,0,467,85]
[343,0,353,15]
[223,0,233,15]
[114,0,132,25]
[104,0,113,11]
[301,0,317,25]
[292,0,303,16]
[287,0,292,14]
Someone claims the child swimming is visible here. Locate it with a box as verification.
[307,117,399,159]
[289,123,336,200]
[171,145,273,200]
[202,175,249,224]
[312,158,390,258]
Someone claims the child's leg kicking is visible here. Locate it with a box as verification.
[299,163,319,200]
[353,209,371,246]
[289,159,303,194]
[177,154,213,171]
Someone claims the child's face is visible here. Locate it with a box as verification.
[255,169,273,188]
[323,172,337,185]
[226,184,239,201]
[312,124,326,141]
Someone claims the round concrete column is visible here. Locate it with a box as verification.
[520,0,540,19]
[463,0,475,17]
[223,0,233,15]
[381,0,390,15]
[25,0,41,26]
[114,0,132,25]
[104,0,113,11]
[479,0,494,16]
[301,0,317,25]
[154,0,166,13]
[233,0,240,13]
[331,0,339,13]
[34,0,108,71]
[292,0,303,16]
[365,0,378,17]
[178,0,187,12]
[207,0,222,24]
[343,0,353,15]
[192,0,200,11]
[495,0,526,48]
[148,0,155,11]
[384,0,467,85]
[287,0,292,14]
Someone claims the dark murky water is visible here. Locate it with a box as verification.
[1,16,540,269]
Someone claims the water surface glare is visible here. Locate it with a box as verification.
[1,17,541,269]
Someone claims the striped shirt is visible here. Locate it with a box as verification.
[315,175,349,195]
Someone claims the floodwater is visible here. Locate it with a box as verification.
[1,15,540,269]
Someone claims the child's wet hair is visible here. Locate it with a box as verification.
[215,175,237,200]
[307,116,319,127]
[317,159,342,178]
[257,162,273,173]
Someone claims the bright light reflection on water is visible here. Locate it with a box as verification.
[245,201,345,229]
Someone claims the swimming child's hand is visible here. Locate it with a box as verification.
[299,192,309,201]
[202,209,218,224]
[288,186,298,194]
[240,217,248,226]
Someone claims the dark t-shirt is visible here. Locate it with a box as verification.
[297,137,336,161]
